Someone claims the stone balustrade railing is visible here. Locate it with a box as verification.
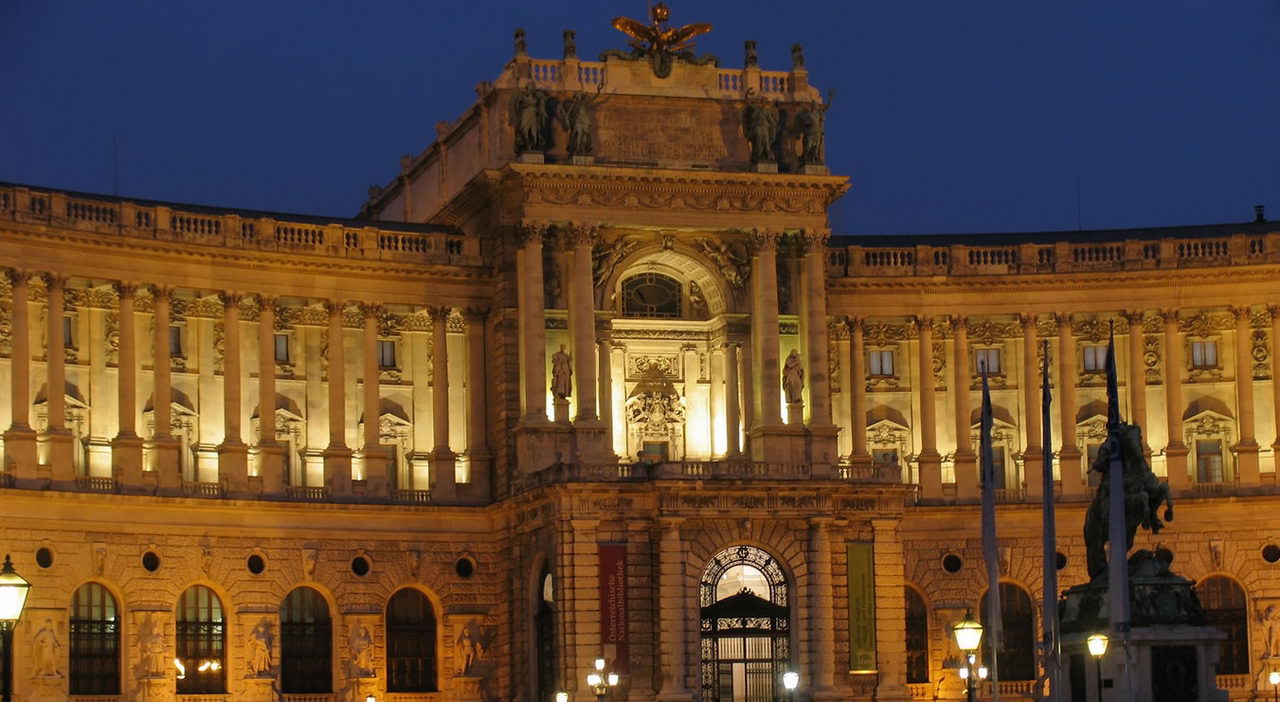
[527,57,796,101]
[511,457,908,495]
[829,230,1280,278]
[0,185,481,266]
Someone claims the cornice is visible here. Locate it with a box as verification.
[828,264,1280,295]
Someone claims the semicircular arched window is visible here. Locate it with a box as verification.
[621,272,682,319]
[699,545,790,701]
[979,582,1035,681]
[1197,575,1248,674]
[387,588,438,692]
[69,582,120,695]
[905,586,929,684]
[176,585,225,694]
[280,586,332,693]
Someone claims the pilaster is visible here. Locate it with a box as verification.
[1232,305,1260,484]
[952,316,977,499]
[1162,310,1189,488]
[1057,314,1084,495]
[1020,313,1043,500]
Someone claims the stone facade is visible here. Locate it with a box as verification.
[2,19,1280,702]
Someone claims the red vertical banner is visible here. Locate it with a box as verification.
[598,543,629,673]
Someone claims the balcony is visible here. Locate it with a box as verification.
[180,481,223,498]
[285,485,329,501]
[74,476,118,493]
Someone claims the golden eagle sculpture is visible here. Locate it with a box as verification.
[602,3,718,78]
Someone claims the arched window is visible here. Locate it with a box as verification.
[1196,575,1248,674]
[905,587,929,684]
[535,567,556,702]
[699,545,790,702]
[621,272,682,318]
[387,589,437,692]
[280,587,332,693]
[979,583,1036,681]
[69,583,119,694]
[176,585,225,694]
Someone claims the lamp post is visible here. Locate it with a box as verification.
[1268,670,1279,702]
[953,610,984,702]
[782,670,799,701]
[555,693,569,702]
[586,657,619,702]
[1087,633,1109,702]
[0,556,31,702]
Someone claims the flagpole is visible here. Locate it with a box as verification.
[1104,326,1135,701]
[980,368,1001,702]
[1040,340,1060,702]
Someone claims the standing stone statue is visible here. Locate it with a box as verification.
[510,83,549,154]
[744,40,758,67]
[556,84,608,156]
[246,621,272,677]
[1262,604,1280,658]
[783,349,805,404]
[514,28,527,56]
[138,614,166,677]
[742,94,780,164]
[31,619,61,677]
[563,29,577,59]
[791,43,805,69]
[350,624,374,677]
[551,345,573,399]
[456,625,478,675]
[794,97,830,167]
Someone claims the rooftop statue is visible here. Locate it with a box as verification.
[510,82,549,154]
[602,2,719,78]
[742,91,780,164]
[794,94,831,167]
[1083,422,1174,580]
[556,82,610,156]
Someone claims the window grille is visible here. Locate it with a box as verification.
[905,587,929,684]
[70,583,120,694]
[621,272,682,318]
[1197,576,1248,674]
[281,587,332,693]
[176,585,225,694]
[387,589,437,692]
[980,583,1036,681]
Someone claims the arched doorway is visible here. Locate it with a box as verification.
[535,566,557,702]
[1196,575,1248,674]
[699,545,790,701]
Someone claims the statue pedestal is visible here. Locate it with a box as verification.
[800,164,829,175]
[751,162,778,173]
[453,675,485,701]
[1060,552,1229,702]
[553,398,571,424]
[569,155,595,166]
[518,151,545,164]
[786,401,804,426]
[241,676,277,702]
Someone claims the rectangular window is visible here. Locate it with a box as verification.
[273,333,290,363]
[975,348,1002,375]
[989,444,1008,490]
[1082,345,1107,372]
[1191,340,1218,369]
[63,315,75,348]
[1086,442,1102,487]
[169,325,183,357]
[377,339,397,369]
[1196,439,1223,483]
[868,349,894,376]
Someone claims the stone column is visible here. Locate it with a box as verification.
[1162,310,1189,488]
[749,230,783,427]
[430,306,456,500]
[3,271,36,478]
[596,334,614,458]
[111,283,144,485]
[872,518,910,701]
[915,316,942,498]
[217,292,248,493]
[802,230,833,426]
[1126,311,1149,450]
[807,519,838,699]
[709,345,725,457]
[1021,313,1043,500]
[848,318,870,465]
[1271,307,1280,466]
[256,296,284,495]
[724,343,742,457]
[1057,314,1084,495]
[517,223,548,422]
[464,308,491,500]
[656,519,692,702]
[323,301,352,495]
[149,286,180,488]
[567,223,598,422]
[953,316,977,499]
[361,304,387,494]
[568,518,602,702]
[1232,306,1260,484]
[44,274,74,482]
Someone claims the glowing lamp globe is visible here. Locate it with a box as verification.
[958,667,970,680]
[556,693,570,702]
[0,555,31,625]
[365,696,376,702]
[1087,633,1110,658]
[595,657,606,671]
[587,673,602,687]
[782,671,799,691]
[952,610,984,652]
[977,666,988,680]
[607,673,619,686]
[1270,671,1280,686]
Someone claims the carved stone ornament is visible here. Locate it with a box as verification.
[1253,329,1271,380]
[695,237,750,292]
[302,548,319,580]
[348,623,375,678]
[592,235,644,291]
[246,619,273,677]
[137,613,167,678]
[31,619,62,678]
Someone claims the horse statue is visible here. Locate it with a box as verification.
[1082,422,1174,580]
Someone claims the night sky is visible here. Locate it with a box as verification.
[3,2,1277,236]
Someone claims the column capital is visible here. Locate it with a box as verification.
[112,281,140,299]
[515,220,549,245]
[256,293,277,310]
[4,269,32,287]
[41,273,68,291]
[847,316,864,334]
[148,285,173,302]
[746,228,781,254]
[1160,308,1181,324]
[1053,311,1074,327]
[913,315,934,331]
[809,516,834,531]
[562,221,598,247]
[951,314,968,329]
[657,517,685,536]
[429,305,452,322]
[1018,312,1039,331]
[218,291,244,308]
[1123,309,1146,327]
[360,302,382,320]
[1230,305,1253,321]
[323,300,347,317]
[1267,305,1280,320]
[800,227,832,248]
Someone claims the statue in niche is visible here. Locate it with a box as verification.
[455,624,478,675]
[510,82,550,153]
[246,621,272,677]
[92,543,107,575]
[794,93,832,166]
[551,345,573,399]
[302,548,318,580]
[742,92,780,164]
[556,83,610,156]
[783,349,805,404]
[688,281,708,319]
[349,624,375,677]
[31,619,61,678]
[138,614,166,677]
[1262,604,1280,658]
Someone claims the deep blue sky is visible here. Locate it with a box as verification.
[3,2,1277,235]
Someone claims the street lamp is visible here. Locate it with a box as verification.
[953,610,984,702]
[782,670,800,701]
[555,693,569,702]
[1087,633,1109,702]
[1268,670,1279,702]
[0,556,31,702]
[365,695,376,702]
[586,657,619,701]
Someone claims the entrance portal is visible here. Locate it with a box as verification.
[699,545,791,701]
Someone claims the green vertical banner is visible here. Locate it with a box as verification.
[847,542,877,672]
